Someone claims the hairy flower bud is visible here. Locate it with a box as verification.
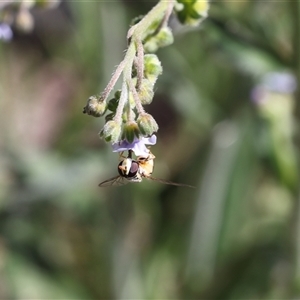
[156,27,174,48]
[107,89,121,112]
[101,120,121,143]
[144,27,173,53]
[137,113,159,136]
[83,95,107,117]
[144,40,159,53]
[138,79,154,105]
[122,121,140,143]
[144,54,162,84]
[175,0,209,26]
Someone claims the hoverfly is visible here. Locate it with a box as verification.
[98,150,194,188]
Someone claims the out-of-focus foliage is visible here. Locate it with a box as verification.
[0,0,300,299]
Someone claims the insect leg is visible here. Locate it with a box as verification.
[128,150,133,159]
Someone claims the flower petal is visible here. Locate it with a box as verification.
[132,142,149,157]
[112,135,157,157]
[147,135,156,145]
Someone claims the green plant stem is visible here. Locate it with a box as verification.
[128,79,145,115]
[111,0,175,124]
[155,0,175,34]
[114,81,128,124]
[127,0,174,89]
[129,0,175,39]
[136,39,144,91]
[100,59,125,102]
[123,41,136,81]
[114,42,136,123]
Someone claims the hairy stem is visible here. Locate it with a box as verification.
[123,42,136,81]
[114,42,136,123]
[107,0,175,124]
[131,0,175,39]
[136,39,144,91]
[128,79,145,115]
[100,60,126,102]
[114,81,128,123]
[155,0,175,34]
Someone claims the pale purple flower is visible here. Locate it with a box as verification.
[251,72,297,104]
[0,23,13,41]
[263,72,296,94]
[112,135,157,157]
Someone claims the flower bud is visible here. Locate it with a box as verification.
[155,27,174,48]
[144,39,159,53]
[137,113,159,136]
[144,54,162,84]
[114,90,121,99]
[144,27,173,53]
[175,0,209,27]
[122,121,140,143]
[83,95,107,117]
[101,120,121,143]
[107,98,119,112]
[138,79,154,105]
[121,109,136,124]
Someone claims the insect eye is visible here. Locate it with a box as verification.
[128,161,139,178]
[118,159,139,178]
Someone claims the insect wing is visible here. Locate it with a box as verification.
[144,175,195,188]
[98,175,127,187]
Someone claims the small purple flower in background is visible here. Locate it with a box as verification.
[263,72,297,94]
[0,23,13,41]
[112,135,157,157]
[251,72,297,105]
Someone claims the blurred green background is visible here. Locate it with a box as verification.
[1,0,300,298]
